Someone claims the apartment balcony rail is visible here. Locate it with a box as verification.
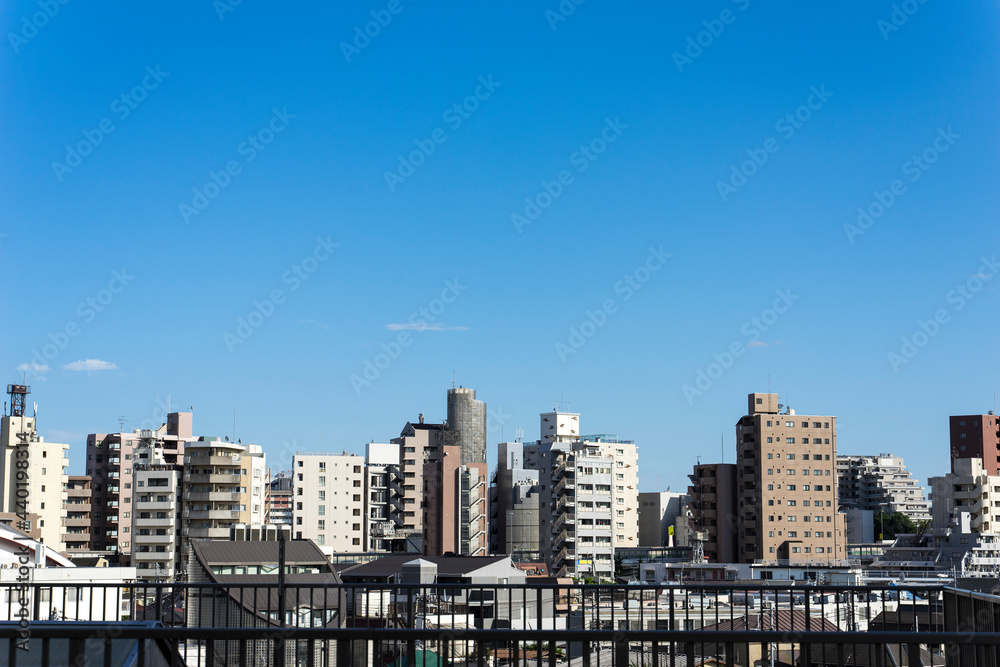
[1,582,998,666]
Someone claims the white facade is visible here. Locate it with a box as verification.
[0,415,69,552]
[929,457,1000,533]
[0,522,135,621]
[133,464,182,582]
[364,442,402,552]
[837,453,931,523]
[521,412,640,580]
[293,452,365,555]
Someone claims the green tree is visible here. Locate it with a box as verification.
[874,511,918,540]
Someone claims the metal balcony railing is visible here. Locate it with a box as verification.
[1,582,998,666]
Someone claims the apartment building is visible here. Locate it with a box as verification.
[182,438,266,549]
[515,411,640,579]
[490,441,541,558]
[266,472,293,527]
[735,393,846,563]
[836,453,930,523]
[133,449,183,582]
[929,457,1000,533]
[87,412,192,561]
[64,476,93,555]
[950,413,1000,475]
[423,445,488,556]
[390,415,444,537]
[0,385,69,552]
[686,464,738,562]
[292,452,365,555]
[363,442,405,552]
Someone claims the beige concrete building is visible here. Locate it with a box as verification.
[736,393,846,563]
[0,387,69,552]
[929,457,1000,533]
[64,476,93,555]
[292,452,365,555]
[133,434,184,582]
[390,416,444,536]
[182,438,266,546]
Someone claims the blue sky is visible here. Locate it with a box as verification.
[2,1,998,493]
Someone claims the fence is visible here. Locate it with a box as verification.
[1,581,998,666]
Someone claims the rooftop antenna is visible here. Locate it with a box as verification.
[233,398,237,443]
[452,371,456,389]
[721,433,724,464]
[118,416,127,432]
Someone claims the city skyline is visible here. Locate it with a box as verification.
[3,3,998,497]
[6,379,996,497]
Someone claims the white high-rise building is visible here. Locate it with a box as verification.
[0,386,69,552]
[292,452,365,555]
[363,442,403,552]
[837,453,931,523]
[929,458,1000,534]
[500,411,639,580]
[133,435,183,582]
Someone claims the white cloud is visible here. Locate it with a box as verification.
[299,318,330,330]
[63,359,119,372]
[386,323,469,332]
[17,362,50,374]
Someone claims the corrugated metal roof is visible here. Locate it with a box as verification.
[191,539,328,567]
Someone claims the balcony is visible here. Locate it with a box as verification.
[136,501,177,511]
[185,491,240,502]
[554,529,575,547]
[132,550,174,561]
[185,473,241,484]
[184,509,240,520]
[133,517,175,527]
[136,533,175,544]
[554,477,575,496]
[183,526,231,539]
[62,516,91,527]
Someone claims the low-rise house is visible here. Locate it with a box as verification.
[186,539,346,665]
